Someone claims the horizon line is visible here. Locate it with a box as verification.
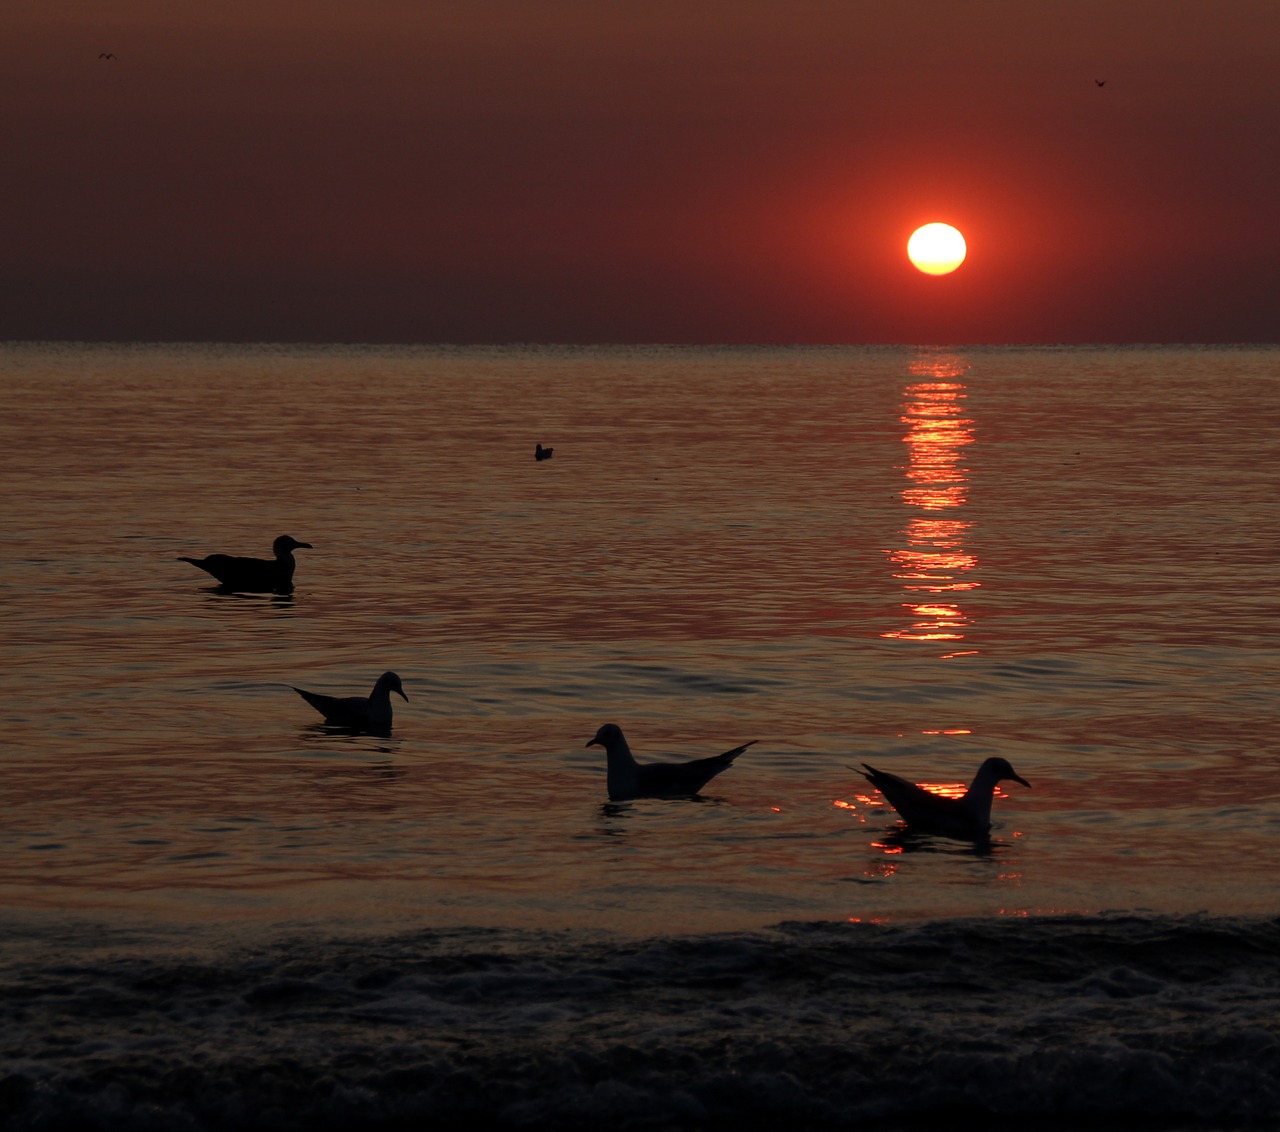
[2,339,1277,350]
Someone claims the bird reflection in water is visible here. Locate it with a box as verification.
[882,353,978,655]
[599,794,725,820]
[871,826,1012,859]
[201,590,296,609]
[300,720,400,743]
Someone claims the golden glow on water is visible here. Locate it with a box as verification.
[837,759,1029,870]
[3,344,1278,933]
[882,354,979,651]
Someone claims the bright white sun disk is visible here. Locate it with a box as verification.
[907,223,967,275]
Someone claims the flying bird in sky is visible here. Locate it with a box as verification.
[99,52,117,59]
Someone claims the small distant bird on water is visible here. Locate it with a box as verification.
[587,723,755,801]
[293,671,408,732]
[535,443,554,461]
[859,757,1030,839]
[177,534,312,593]
[99,52,117,59]
[1095,79,1106,87]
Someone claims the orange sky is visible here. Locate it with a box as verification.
[2,1,1277,342]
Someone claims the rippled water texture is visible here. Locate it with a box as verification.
[1,344,1277,937]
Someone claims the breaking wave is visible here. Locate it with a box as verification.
[3,913,1280,1130]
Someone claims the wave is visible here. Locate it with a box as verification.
[3,913,1279,1130]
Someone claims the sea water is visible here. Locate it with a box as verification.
[1,343,1277,1128]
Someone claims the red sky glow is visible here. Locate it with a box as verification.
[2,1,1277,342]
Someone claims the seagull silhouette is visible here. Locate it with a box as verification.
[293,671,408,732]
[99,53,117,60]
[587,723,755,801]
[535,443,554,461]
[1095,79,1106,87]
[860,757,1030,839]
[177,534,312,593]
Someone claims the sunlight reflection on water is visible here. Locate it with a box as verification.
[1,343,1278,936]
[882,353,980,654]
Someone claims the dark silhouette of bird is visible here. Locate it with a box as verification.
[99,53,117,59]
[587,723,755,801]
[177,534,312,592]
[293,671,408,732]
[535,443,554,461]
[1095,79,1106,87]
[859,757,1030,839]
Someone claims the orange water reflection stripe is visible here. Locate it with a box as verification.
[884,363,979,652]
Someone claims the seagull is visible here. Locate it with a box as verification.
[177,535,312,592]
[1095,79,1106,87]
[293,671,408,731]
[587,723,755,801]
[859,757,1030,839]
[535,443,554,461]
[99,52,117,60]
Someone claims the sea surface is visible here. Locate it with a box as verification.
[1,343,1278,1129]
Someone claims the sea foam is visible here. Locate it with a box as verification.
[3,913,1278,1130]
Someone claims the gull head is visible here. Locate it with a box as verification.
[587,723,623,750]
[986,757,1030,789]
[378,671,409,702]
[273,535,314,555]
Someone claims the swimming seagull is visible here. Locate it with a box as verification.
[535,443,554,461]
[99,52,117,59]
[1095,79,1106,87]
[587,723,756,801]
[859,757,1030,838]
[293,671,408,731]
[177,535,312,592]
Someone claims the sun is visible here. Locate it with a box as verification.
[907,223,967,275]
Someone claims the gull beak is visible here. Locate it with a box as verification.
[585,738,602,748]
[1012,773,1031,789]
[396,688,409,702]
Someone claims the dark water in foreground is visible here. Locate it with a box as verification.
[4,915,1280,1131]
[1,343,1278,1127]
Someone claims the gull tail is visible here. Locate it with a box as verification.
[717,740,758,764]
[293,687,340,718]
